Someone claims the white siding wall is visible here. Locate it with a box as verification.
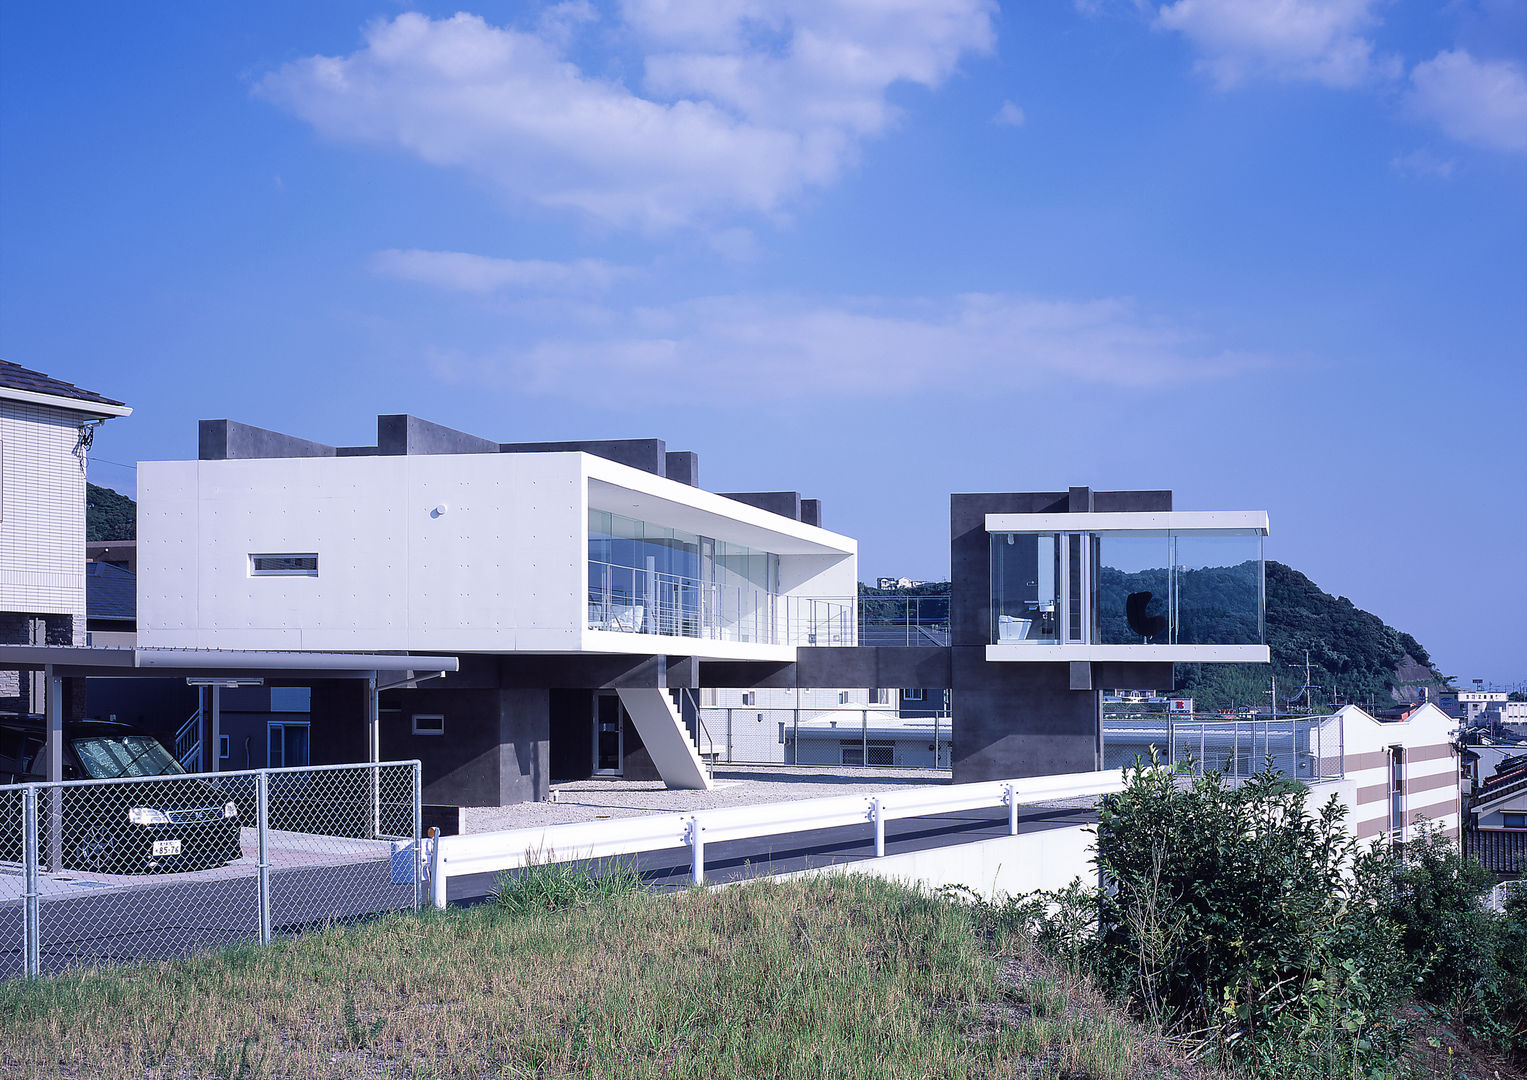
[1326,704,1461,843]
[0,400,87,638]
[139,450,857,660]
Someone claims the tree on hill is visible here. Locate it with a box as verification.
[86,483,135,542]
[1175,561,1448,712]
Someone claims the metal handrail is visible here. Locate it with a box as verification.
[585,560,853,647]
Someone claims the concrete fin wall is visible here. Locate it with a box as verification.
[615,687,712,790]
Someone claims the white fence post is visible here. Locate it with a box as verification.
[256,770,272,945]
[688,816,705,884]
[412,762,423,913]
[430,833,448,910]
[871,797,885,857]
[1006,783,1018,836]
[22,784,39,977]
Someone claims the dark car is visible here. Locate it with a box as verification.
[0,718,243,873]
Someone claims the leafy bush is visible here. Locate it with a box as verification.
[1381,825,1527,1050]
[1091,756,1412,1072]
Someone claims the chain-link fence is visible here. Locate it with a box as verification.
[0,760,420,978]
[1101,716,1344,782]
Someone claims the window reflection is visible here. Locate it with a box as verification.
[991,528,1264,647]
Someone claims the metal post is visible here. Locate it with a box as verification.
[45,668,62,873]
[1006,783,1018,836]
[861,708,868,767]
[210,684,222,772]
[22,785,39,977]
[430,831,447,909]
[412,761,423,913]
[871,798,885,857]
[256,770,271,944]
[688,817,705,885]
[367,673,381,839]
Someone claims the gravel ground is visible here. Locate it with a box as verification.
[462,765,1098,833]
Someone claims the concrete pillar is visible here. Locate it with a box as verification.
[46,667,63,872]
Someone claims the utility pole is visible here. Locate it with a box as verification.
[1304,650,1314,715]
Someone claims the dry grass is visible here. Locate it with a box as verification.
[0,874,1220,1080]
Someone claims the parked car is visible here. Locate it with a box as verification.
[0,717,243,873]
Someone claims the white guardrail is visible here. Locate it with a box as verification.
[427,768,1125,907]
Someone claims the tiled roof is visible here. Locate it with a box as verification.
[0,360,126,408]
[1468,828,1527,875]
[86,560,136,622]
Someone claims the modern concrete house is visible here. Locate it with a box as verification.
[137,415,856,806]
[137,413,1280,807]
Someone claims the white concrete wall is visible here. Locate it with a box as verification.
[139,453,586,652]
[778,824,1098,901]
[0,400,88,640]
[140,449,857,660]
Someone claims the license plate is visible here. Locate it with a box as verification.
[152,839,181,857]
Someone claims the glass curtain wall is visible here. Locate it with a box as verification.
[991,528,1263,646]
[588,509,780,642]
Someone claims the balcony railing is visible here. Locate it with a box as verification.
[1102,714,1345,782]
[586,561,853,647]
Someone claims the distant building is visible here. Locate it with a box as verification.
[875,577,931,589]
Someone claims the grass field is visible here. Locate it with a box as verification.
[0,871,1218,1079]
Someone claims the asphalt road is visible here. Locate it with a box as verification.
[0,803,1094,979]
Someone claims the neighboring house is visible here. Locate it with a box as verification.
[697,686,952,767]
[0,361,130,717]
[1328,702,1462,844]
[1468,754,1527,881]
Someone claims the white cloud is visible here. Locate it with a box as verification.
[1154,0,1393,88]
[1408,49,1527,154]
[257,5,995,231]
[1389,149,1455,179]
[369,249,632,293]
[429,292,1268,405]
[993,100,1026,126]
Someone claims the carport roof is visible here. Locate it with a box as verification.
[0,645,459,679]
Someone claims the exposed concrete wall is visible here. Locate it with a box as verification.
[377,414,499,456]
[199,419,336,460]
[664,451,699,487]
[500,438,666,475]
[386,682,550,806]
[721,491,801,520]
[946,489,1175,785]
[778,824,1099,901]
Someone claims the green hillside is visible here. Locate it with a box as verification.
[1174,560,1448,713]
[86,483,135,542]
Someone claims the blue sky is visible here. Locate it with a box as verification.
[2,1,1523,685]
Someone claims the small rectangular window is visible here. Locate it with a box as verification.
[219,734,230,760]
[250,554,318,577]
[741,691,755,706]
[412,714,445,736]
[903,689,926,702]
[839,691,850,704]
[1504,813,1527,830]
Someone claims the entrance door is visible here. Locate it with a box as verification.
[268,721,311,769]
[593,693,624,775]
